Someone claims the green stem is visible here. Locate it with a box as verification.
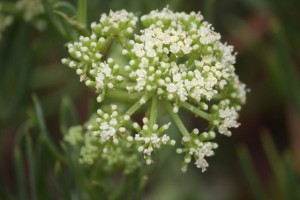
[125,95,150,117]
[101,39,114,61]
[211,93,225,100]
[14,147,28,200]
[77,0,87,27]
[106,90,141,103]
[181,102,211,121]
[149,95,158,127]
[115,81,136,90]
[164,101,190,137]
[54,10,86,34]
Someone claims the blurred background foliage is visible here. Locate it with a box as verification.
[0,0,300,199]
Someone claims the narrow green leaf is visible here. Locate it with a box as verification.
[32,95,48,136]
[32,94,65,163]
[270,25,300,116]
[25,133,37,200]
[237,145,266,200]
[282,152,300,200]
[54,10,86,35]
[41,0,67,37]
[14,147,27,200]
[54,1,77,15]
[261,133,285,199]
[111,169,144,200]
[59,96,79,134]
[0,24,32,127]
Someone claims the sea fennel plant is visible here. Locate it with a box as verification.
[62,8,247,173]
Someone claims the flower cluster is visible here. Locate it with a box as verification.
[131,118,176,165]
[16,0,46,31]
[16,0,44,22]
[176,129,218,172]
[63,8,247,173]
[0,0,46,41]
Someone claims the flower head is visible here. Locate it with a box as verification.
[63,7,247,173]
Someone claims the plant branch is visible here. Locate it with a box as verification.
[149,95,158,127]
[181,102,211,121]
[164,101,190,137]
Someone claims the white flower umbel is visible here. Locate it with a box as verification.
[15,0,46,30]
[63,8,248,173]
[177,129,218,172]
[86,105,130,145]
[211,99,240,137]
[0,0,46,40]
[132,118,176,165]
[16,0,44,21]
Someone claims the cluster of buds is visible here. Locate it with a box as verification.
[176,129,218,172]
[132,117,176,165]
[63,8,247,173]
[16,0,44,23]
[0,0,46,40]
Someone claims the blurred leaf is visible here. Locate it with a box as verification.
[59,96,79,134]
[204,0,216,23]
[0,23,32,127]
[41,0,80,40]
[111,169,144,200]
[283,153,300,200]
[32,94,65,162]
[54,1,77,16]
[25,132,37,200]
[54,10,86,36]
[261,133,285,199]
[14,147,27,200]
[269,24,300,116]
[239,133,300,200]
[31,64,66,90]
[237,145,266,200]
[41,0,68,37]
[241,0,270,10]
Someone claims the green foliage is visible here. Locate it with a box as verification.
[238,133,300,200]
[9,95,148,199]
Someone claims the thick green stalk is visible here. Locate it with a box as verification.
[106,90,141,103]
[125,95,150,117]
[181,102,211,121]
[149,96,158,127]
[164,102,190,137]
[77,0,87,27]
